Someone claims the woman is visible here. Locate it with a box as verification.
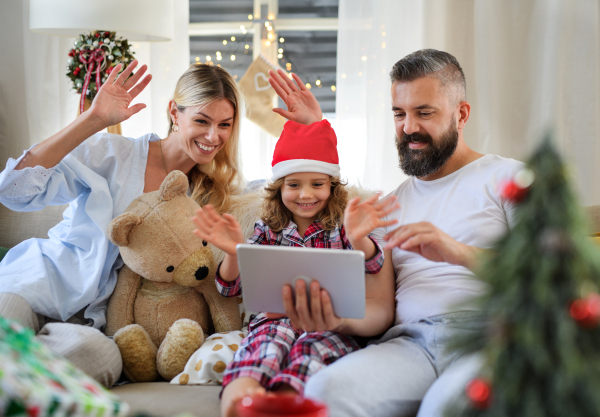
[0,61,245,387]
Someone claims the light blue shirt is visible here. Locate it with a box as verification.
[0,132,159,329]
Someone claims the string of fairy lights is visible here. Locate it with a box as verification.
[192,14,337,92]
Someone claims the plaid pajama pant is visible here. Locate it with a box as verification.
[222,315,360,393]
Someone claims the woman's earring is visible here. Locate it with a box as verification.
[173,123,179,132]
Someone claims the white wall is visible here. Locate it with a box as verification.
[0,1,31,162]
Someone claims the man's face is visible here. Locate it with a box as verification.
[391,77,459,178]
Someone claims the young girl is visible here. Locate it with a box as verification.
[192,120,398,416]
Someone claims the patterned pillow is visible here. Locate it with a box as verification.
[171,329,248,386]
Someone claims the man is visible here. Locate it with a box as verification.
[269,49,522,416]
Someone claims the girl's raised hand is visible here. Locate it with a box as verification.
[268,69,323,125]
[88,60,152,128]
[192,205,244,256]
[344,194,400,244]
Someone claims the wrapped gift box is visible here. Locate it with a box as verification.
[0,316,128,417]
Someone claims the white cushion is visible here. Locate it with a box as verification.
[170,329,248,386]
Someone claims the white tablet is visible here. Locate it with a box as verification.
[236,244,366,319]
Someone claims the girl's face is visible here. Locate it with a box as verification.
[281,172,331,225]
[170,98,235,165]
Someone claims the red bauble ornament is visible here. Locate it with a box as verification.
[94,33,100,38]
[499,180,528,203]
[466,378,492,410]
[570,294,600,328]
[27,405,40,417]
[104,31,110,37]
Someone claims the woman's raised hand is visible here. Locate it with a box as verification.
[268,69,323,125]
[88,60,152,128]
[192,205,245,257]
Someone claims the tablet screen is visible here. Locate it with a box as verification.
[236,244,366,319]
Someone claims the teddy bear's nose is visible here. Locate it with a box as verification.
[195,266,209,281]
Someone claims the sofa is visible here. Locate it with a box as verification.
[1,202,599,417]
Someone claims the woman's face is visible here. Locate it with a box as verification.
[171,98,235,165]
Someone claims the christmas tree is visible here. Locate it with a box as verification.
[447,135,600,417]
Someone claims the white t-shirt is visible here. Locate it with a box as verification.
[371,154,524,325]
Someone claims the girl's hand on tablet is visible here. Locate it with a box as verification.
[281,279,344,332]
[192,205,244,256]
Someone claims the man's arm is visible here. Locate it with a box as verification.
[383,222,488,272]
[336,250,396,336]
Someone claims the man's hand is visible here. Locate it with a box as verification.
[384,222,481,269]
[274,280,344,332]
[192,205,244,256]
[268,69,323,125]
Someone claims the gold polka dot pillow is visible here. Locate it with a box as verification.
[170,330,247,386]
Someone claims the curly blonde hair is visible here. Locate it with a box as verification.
[169,64,245,213]
[261,176,349,233]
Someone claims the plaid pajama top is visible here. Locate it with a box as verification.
[215,219,384,298]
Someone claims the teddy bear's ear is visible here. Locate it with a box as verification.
[107,212,142,247]
[159,170,189,201]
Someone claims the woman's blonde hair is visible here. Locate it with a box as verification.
[261,176,349,232]
[169,63,246,213]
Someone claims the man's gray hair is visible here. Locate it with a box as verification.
[390,49,466,103]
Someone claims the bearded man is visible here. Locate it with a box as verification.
[267,49,524,417]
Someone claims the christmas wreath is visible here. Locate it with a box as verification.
[66,30,135,113]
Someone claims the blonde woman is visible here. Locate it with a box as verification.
[0,61,245,387]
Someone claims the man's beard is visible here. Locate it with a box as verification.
[395,123,459,178]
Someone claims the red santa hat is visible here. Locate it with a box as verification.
[271,119,340,182]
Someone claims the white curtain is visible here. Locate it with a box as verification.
[0,0,189,165]
[336,0,600,205]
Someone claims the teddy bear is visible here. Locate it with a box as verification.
[104,170,242,383]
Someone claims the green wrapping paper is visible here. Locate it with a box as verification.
[0,316,128,417]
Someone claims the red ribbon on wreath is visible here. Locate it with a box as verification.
[78,48,106,114]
